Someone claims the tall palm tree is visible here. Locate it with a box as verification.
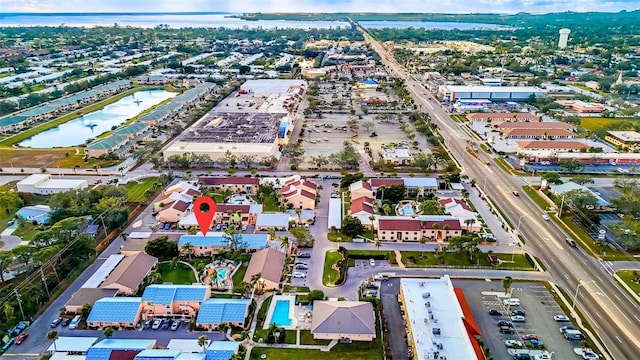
[210,269,218,288]
[267,227,276,241]
[419,236,427,260]
[47,330,58,352]
[279,235,290,255]
[197,335,208,353]
[374,238,382,251]
[464,218,475,232]
[181,242,194,260]
[368,215,376,232]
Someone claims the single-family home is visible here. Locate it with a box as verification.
[156,199,191,224]
[279,186,316,210]
[199,177,260,195]
[99,253,158,295]
[349,180,373,200]
[370,179,404,195]
[196,298,250,329]
[15,205,52,224]
[311,301,376,341]
[86,297,143,328]
[141,284,211,320]
[243,248,285,291]
[350,197,375,216]
[178,233,268,256]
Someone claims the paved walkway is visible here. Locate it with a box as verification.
[394,250,405,269]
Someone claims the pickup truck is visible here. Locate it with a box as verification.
[373,273,389,281]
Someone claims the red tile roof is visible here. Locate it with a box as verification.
[351,197,375,214]
[199,177,259,186]
[517,140,589,150]
[498,121,576,130]
[439,198,472,211]
[217,204,250,213]
[378,219,422,231]
[370,179,404,188]
[171,200,190,212]
[467,112,538,121]
[502,128,576,137]
[454,288,485,360]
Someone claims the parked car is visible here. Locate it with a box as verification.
[143,320,151,329]
[295,264,308,270]
[373,274,388,281]
[364,290,377,297]
[511,315,526,322]
[582,351,601,359]
[503,298,520,306]
[161,320,170,330]
[521,334,538,341]
[50,318,62,328]
[365,282,379,289]
[152,319,162,330]
[500,326,515,334]
[497,320,513,327]
[215,224,222,231]
[504,340,523,348]
[292,272,306,278]
[60,318,70,327]
[171,320,180,331]
[297,252,311,258]
[527,339,544,349]
[511,309,526,316]
[553,315,570,322]
[369,259,376,266]
[14,333,28,345]
[512,354,531,360]
[533,354,551,360]
[489,309,501,316]
[241,225,247,231]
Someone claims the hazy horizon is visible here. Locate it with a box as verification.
[1,0,639,15]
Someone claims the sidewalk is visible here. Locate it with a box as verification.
[464,182,512,245]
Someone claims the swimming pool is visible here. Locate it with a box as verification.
[215,268,228,282]
[271,300,292,326]
[401,205,414,215]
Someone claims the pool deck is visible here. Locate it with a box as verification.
[263,294,313,330]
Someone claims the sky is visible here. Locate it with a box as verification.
[2,0,639,14]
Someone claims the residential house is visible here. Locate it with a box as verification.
[178,204,262,229]
[164,181,201,198]
[255,213,291,231]
[438,198,481,232]
[196,298,250,329]
[86,297,143,328]
[350,197,375,216]
[349,180,373,200]
[199,177,260,195]
[311,301,376,341]
[167,339,239,360]
[243,248,285,291]
[156,200,191,224]
[178,233,268,256]
[15,205,52,224]
[279,179,317,210]
[377,218,462,242]
[65,288,118,314]
[141,284,211,320]
[99,253,158,295]
[403,177,438,197]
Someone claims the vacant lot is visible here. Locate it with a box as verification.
[125,177,159,202]
[580,117,640,132]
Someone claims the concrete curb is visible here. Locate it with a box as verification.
[613,272,640,304]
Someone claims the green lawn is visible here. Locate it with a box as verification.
[580,117,640,132]
[493,157,514,174]
[125,177,159,202]
[327,232,352,242]
[401,251,534,270]
[232,262,248,287]
[323,250,343,286]
[261,193,280,211]
[13,221,41,242]
[616,270,640,297]
[158,262,196,284]
[300,330,331,345]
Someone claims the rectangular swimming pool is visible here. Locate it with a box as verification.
[271,300,292,326]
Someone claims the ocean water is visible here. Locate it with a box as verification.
[359,20,514,30]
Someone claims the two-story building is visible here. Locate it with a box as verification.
[141,284,211,320]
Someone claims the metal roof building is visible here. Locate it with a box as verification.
[196,299,250,328]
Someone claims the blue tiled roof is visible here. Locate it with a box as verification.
[204,350,235,360]
[86,347,113,360]
[178,234,267,249]
[142,284,208,304]
[135,349,181,359]
[205,342,239,360]
[197,299,249,325]
[87,297,142,323]
[177,354,206,360]
[92,339,156,349]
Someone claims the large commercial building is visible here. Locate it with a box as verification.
[399,276,484,360]
[164,79,306,162]
[17,174,88,194]
[437,85,545,102]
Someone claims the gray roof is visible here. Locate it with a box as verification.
[99,253,157,291]
[311,301,376,336]
[243,248,285,284]
[66,288,119,307]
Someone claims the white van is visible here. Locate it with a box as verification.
[503,298,520,307]
[69,315,82,330]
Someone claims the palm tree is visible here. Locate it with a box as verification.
[47,330,58,352]
[368,215,376,232]
[104,326,114,339]
[267,227,276,241]
[464,218,475,232]
[374,238,382,251]
[279,235,290,255]
[210,269,218,288]
[377,185,386,202]
[502,276,513,297]
[181,242,194,260]
[197,335,208,353]
[419,236,427,260]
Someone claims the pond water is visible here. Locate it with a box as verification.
[18,89,176,148]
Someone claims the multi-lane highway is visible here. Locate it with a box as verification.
[361,28,639,360]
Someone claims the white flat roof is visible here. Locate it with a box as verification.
[328,197,342,230]
[128,232,152,239]
[17,173,49,186]
[442,85,544,93]
[81,254,124,288]
[167,339,206,353]
[38,179,87,189]
[607,131,640,142]
[47,336,98,353]
[400,276,477,360]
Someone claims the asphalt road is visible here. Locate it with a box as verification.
[360,28,639,359]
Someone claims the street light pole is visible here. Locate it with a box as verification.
[516,213,531,236]
[572,280,597,313]
[14,289,25,321]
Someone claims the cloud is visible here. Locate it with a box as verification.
[1,0,638,13]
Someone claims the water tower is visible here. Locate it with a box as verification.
[558,28,571,49]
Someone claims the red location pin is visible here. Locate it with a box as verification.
[194,196,216,236]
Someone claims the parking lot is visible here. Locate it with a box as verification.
[457,280,585,360]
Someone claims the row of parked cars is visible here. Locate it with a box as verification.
[144,319,181,331]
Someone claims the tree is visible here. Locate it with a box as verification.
[279,235,290,255]
[289,227,313,247]
[0,190,23,212]
[559,158,584,172]
[419,200,444,215]
[419,236,427,259]
[198,335,208,353]
[223,228,244,252]
[145,236,179,260]
[47,330,59,352]
[571,175,595,185]
[541,172,563,185]
[0,251,13,282]
[341,215,364,238]
[502,276,513,296]
[12,245,35,266]
[385,184,407,203]
[563,189,598,211]
[374,238,382,251]
[238,154,256,169]
[81,303,93,318]
[224,150,237,168]
[310,155,329,169]
[181,242,194,260]
[307,290,325,303]
[103,326,114,338]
